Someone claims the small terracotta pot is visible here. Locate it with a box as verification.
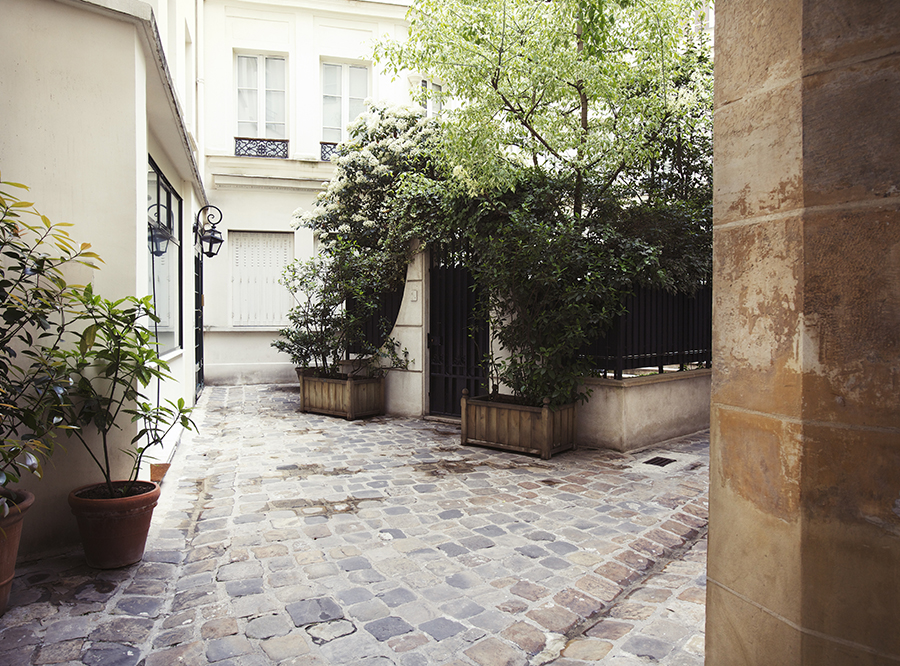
[0,490,35,615]
[68,481,160,569]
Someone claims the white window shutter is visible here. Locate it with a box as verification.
[231,231,293,326]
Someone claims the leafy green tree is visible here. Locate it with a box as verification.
[460,171,663,406]
[377,0,711,217]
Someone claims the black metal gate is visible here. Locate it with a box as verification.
[194,251,204,399]
[428,246,488,417]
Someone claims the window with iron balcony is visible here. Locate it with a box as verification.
[235,54,288,158]
[320,62,368,161]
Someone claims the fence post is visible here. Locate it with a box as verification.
[460,389,469,445]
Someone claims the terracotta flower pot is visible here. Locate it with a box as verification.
[0,489,35,615]
[68,481,160,569]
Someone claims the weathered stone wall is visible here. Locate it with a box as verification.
[708,1,900,662]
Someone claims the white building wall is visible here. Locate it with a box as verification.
[201,0,418,390]
[0,0,204,557]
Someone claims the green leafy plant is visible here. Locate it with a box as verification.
[463,173,663,407]
[0,177,99,516]
[272,254,409,379]
[55,285,195,499]
[370,0,713,407]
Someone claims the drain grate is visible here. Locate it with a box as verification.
[644,456,677,467]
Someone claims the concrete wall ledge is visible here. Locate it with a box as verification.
[577,368,711,452]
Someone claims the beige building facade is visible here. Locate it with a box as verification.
[199,0,417,389]
[708,1,900,662]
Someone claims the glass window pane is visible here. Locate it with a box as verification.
[237,55,258,88]
[266,91,285,123]
[323,64,341,96]
[147,160,181,356]
[323,95,341,129]
[266,57,285,90]
[349,98,366,122]
[434,84,442,113]
[238,121,257,137]
[238,89,257,122]
[266,123,286,139]
[323,127,342,143]
[349,66,368,98]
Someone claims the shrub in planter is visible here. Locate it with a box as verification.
[466,175,662,408]
[0,177,99,610]
[273,255,409,419]
[55,286,195,568]
[455,176,683,458]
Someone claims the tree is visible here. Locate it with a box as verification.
[377,0,711,218]
[295,101,448,295]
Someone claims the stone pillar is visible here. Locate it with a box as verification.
[709,1,900,664]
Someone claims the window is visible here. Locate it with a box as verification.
[147,158,182,355]
[236,54,288,157]
[420,79,442,117]
[237,55,286,138]
[231,231,294,327]
[321,62,368,157]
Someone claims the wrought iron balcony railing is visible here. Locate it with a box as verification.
[234,137,289,159]
[320,142,338,162]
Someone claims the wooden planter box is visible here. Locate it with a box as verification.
[295,368,384,420]
[461,389,577,460]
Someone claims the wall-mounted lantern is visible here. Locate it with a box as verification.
[195,205,224,258]
[147,203,173,257]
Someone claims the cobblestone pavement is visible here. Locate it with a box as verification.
[0,384,708,666]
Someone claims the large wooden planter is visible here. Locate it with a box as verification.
[295,368,384,420]
[461,389,576,460]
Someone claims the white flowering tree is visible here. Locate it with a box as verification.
[295,101,448,294]
[275,102,447,377]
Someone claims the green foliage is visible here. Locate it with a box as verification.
[461,172,663,406]
[369,0,713,405]
[295,40,713,407]
[377,0,710,214]
[54,285,195,498]
[614,36,713,207]
[279,102,439,380]
[0,176,100,515]
[272,255,409,379]
[296,101,451,294]
[611,200,711,293]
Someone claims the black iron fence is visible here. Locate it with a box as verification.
[581,285,712,379]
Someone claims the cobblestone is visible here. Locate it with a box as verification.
[0,385,709,665]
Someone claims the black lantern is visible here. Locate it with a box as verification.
[195,205,225,258]
[147,204,172,257]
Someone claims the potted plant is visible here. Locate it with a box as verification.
[56,285,194,569]
[0,177,99,610]
[273,254,409,420]
[458,175,662,458]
